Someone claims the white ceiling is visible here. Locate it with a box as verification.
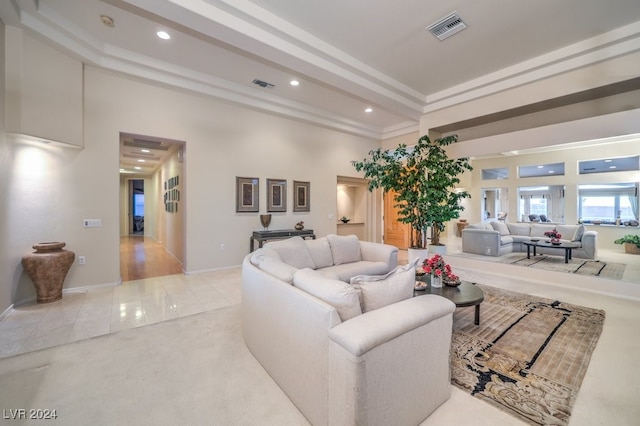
[2,0,640,174]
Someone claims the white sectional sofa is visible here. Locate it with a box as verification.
[462,221,597,259]
[242,234,456,426]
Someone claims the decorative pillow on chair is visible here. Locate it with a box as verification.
[350,258,419,312]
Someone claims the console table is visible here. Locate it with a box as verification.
[250,229,315,252]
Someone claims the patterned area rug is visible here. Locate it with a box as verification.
[498,254,626,279]
[451,284,605,426]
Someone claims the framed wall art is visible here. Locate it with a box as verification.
[267,178,287,212]
[293,180,310,212]
[236,176,259,212]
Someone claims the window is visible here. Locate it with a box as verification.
[518,162,564,178]
[518,185,565,223]
[578,183,639,224]
[579,155,639,174]
[482,168,508,180]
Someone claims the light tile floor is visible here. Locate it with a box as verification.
[0,268,241,358]
[2,237,639,360]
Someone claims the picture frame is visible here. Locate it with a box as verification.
[236,176,259,212]
[267,178,287,212]
[293,180,310,212]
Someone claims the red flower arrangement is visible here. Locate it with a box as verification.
[422,254,460,284]
[544,228,562,241]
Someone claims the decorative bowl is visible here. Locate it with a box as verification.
[551,241,562,245]
[443,278,461,287]
[414,281,427,291]
[530,238,539,242]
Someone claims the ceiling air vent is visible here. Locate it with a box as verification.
[252,79,275,89]
[427,12,467,41]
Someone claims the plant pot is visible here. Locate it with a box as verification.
[21,242,75,303]
[429,244,447,255]
[407,247,429,267]
[624,242,640,255]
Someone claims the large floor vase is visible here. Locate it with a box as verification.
[21,242,75,303]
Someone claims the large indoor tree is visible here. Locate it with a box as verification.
[352,134,472,248]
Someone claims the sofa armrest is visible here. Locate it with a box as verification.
[461,228,501,256]
[358,240,398,269]
[328,295,455,425]
[580,230,598,258]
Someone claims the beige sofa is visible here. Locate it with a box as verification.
[242,234,456,425]
[462,221,597,259]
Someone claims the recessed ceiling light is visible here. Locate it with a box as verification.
[548,170,554,173]
[537,165,544,169]
[100,15,114,28]
[134,166,141,170]
[290,80,299,86]
[604,159,612,162]
[365,108,373,113]
[141,149,150,153]
[137,159,145,162]
[609,165,617,169]
[157,31,171,40]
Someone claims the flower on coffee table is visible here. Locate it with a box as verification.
[544,228,562,242]
[422,254,459,284]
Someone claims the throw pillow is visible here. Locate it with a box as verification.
[293,268,362,321]
[327,234,362,265]
[490,221,510,236]
[572,224,585,242]
[264,237,316,269]
[305,238,334,269]
[350,258,418,312]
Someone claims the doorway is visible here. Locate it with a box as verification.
[130,179,145,235]
[119,133,186,281]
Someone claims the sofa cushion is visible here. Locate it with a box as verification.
[305,238,334,269]
[490,221,510,236]
[260,257,298,284]
[250,248,281,266]
[293,268,362,321]
[320,261,389,283]
[530,224,556,238]
[327,234,362,265]
[571,224,585,242]
[264,237,316,269]
[507,223,531,236]
[350,259,417,313]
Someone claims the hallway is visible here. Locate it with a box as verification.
[120,236,183,281]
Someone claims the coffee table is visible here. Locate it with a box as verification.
[523,240,580,263]
[415,280,484,325]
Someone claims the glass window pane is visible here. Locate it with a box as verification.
[519,162,564,178]
[482,168,508,180]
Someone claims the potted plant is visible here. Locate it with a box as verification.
[340,216,350,223]
[614,234,640,254]
[352,134,472,252]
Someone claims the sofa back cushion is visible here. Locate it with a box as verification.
[264,237,316,269]
[490,221,510,236]
[327,234,362,265]
[260,257,298,284]
[250,247,282,266]
[293,268,362,321]
[350,259,418,312]
[507,223,531,236]
[571,224,586,241]
[305,238,334,269]
[556,224,580,241]
[530,224,557,238]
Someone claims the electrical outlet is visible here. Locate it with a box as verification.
[78,256,86,265]
[83,219,102,228]
[220,244,225,251]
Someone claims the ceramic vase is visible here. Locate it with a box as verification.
[21,242,75,303]
[259,214,272,231]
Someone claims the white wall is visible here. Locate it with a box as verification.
[0,34,382,311]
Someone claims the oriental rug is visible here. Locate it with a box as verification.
[498,253,625,280]
[451,284,605,426]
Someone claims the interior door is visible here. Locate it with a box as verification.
[383,190,410,249]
